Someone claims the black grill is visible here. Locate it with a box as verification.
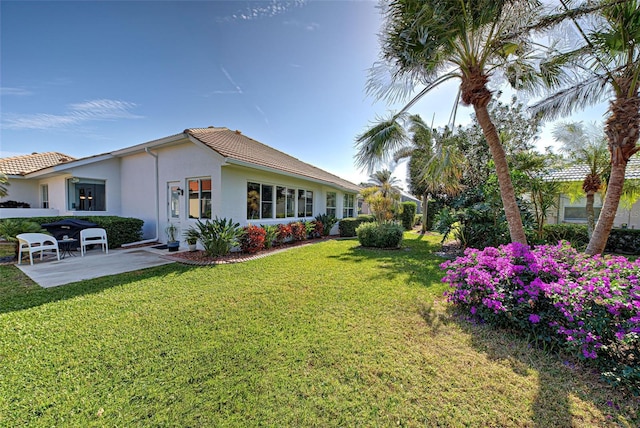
[41,219,99,241]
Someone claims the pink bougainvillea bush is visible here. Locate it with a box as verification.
[441,241,640,394]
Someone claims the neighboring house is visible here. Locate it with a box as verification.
[546,157,640,229]
[0,127,361,241]
[0,152,76,210]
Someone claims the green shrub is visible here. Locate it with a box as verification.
[414,214,422,226]
[605,228,640,254]
[0,219,46,258]
[338,215,375,237]
[195,217,242,257]
[542,224,589,250]
[260,224,278,248]
[400,201,417,230]
[356,222,404,248]
[2,215,143,248]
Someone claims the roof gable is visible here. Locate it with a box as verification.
[0,152,76,175]
[186,127,360,192]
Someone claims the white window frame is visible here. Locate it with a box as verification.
[326,192,337,217]
[187,177,212,219]
[41,184,49,209]
[343,194,355,218]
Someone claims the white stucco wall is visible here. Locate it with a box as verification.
[549,193,640,230]
[0,178,39,207]
[120,152,157,239]
[54,158,122,217]
[152,142,225,242]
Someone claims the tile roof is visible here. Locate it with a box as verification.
[546,156,640,181]
[0,152,76,175]
[186,127,361,192]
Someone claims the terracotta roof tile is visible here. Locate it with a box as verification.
[186,127,361,192]
[0,152,76,175]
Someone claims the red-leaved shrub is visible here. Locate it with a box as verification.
[289,221,307,241]
[275,223,292,245]
[240,225,266,253]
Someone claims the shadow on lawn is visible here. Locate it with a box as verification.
[327,237,445,288]
[0,263,196,315]
[419,302,639,427]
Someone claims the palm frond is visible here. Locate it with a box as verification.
[528,72,610,120]
[354,116,409,172]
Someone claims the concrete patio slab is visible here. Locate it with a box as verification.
[16,246,177,288]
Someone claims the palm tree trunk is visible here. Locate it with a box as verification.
[585,191,595,239]
[474,105,528,244]
[587,80,640,255]
[421,194,428,233]
[586,162,625,255]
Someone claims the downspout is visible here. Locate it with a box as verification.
[121,147,160,247]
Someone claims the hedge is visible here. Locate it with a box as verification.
[543,223,640,255]
[338,215,375,237]
[3,216,143,249]
[400,201,417,230]
[356,222,404,248]
[605,228,640,254]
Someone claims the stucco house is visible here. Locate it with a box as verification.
[0,127,362,242]
[545,156,640,229]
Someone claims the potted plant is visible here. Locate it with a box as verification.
[165,223,180,252]
[183,226,200,252]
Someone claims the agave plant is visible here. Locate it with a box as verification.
[195,217,242,257]
[0,219,46,259]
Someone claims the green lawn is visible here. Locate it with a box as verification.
[0,233,637,426]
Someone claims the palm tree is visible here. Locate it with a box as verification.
[553,122,610,239]
[394,115,464,233]
[367,169,401,199]
[530,0,640,254]
[362,169,401,223]
[355,0,539,245]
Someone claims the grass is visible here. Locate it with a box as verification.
[0,233,637,426]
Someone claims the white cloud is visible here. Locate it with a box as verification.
[1,87,33,96]
[222,0,306,21]
[220,67,243,94]
[2,99,142,130]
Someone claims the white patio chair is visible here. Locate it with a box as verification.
[17,233,60,265]
[80,228,109,256]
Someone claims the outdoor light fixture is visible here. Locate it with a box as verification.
[176,187,184,195]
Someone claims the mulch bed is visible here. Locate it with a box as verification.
[163,237,332,266]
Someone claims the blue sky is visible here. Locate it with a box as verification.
[1,0,608,188]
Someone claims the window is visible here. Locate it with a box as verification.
[297,189,313,217]
[276,186,296,218]
[169,183,181,219]
[262,185,274,219]
[188,178,212,219]
[41,184,49,209]
[247,182,275,220]
[564,207,602,222]
[343,194,355,218]
[247,182,261,219]
[67,178,106,211]
[326,192,336,217]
